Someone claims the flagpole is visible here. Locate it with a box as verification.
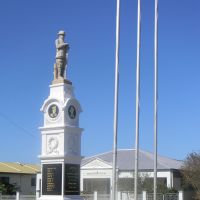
[134,0,141,200]
[112,0,120,200]
[154,0,158,200]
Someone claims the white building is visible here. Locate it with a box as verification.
[81,149,183,194]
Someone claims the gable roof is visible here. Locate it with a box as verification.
[82,158,112,169]
[81,149,183,170]
[0,162,40,174]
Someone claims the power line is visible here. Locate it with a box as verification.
[0,112,38,139]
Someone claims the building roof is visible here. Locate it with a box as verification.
[81,149,183,170]
[0,162,40,174]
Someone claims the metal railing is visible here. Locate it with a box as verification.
[147,193,178,200]
[0,194,35,200]
[81,191,179,200]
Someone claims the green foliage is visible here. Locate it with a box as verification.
[0,182,18,195]
[0,183,7,194]
[181,152,200,200]
[138,175,177,194]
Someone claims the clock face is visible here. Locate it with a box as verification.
[68,105,76,119]
[48,104,59,118]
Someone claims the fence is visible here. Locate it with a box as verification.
[0,191,184,200]
[82,191,183,200]
[0,192,35,200]
[147,193,179,200]
[0,195,16,200]
[81,192,110,200]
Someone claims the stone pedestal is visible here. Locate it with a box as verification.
[38,82,83,200]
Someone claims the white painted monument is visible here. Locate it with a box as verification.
[38,31,83,200]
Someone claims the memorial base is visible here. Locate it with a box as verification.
[52,78,72,85]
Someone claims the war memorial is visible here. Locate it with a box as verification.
[38,31,83,200]
[0,28,193,200]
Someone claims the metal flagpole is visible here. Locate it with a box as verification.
[112,0,120,200]
[154,0,158,200]
[134,0,141,200]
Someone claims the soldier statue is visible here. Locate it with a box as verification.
[54,30,69,81]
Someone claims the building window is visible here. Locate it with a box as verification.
[83,178,110,194]
[0,177,9,184]
[31,177,36,187]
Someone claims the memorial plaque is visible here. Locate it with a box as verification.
[65,164,80,195]
[42,164,62,195]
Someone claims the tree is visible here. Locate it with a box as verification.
[0,182,18,195]
[181,152,200,200]
[0,183,7,194]
[138,173,177,194]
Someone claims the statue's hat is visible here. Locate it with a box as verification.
[58,30,65,36]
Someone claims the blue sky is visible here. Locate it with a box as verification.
[0,0,200,163]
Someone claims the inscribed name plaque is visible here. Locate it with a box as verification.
[42,164,62,195]
[65,164,80,195]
